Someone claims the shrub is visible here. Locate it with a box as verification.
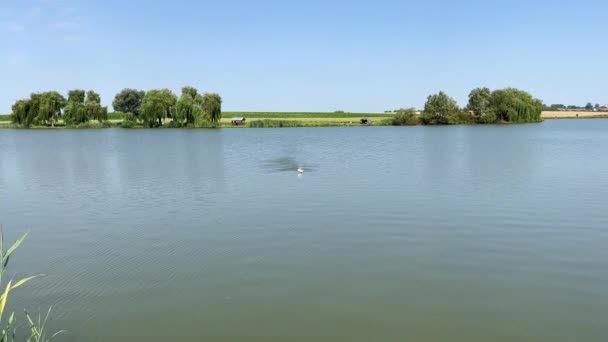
[193,116,220,128]
[68,122,105,129]
[390,108,419,125]
[121,113,139,128]
[100,121,113,128]
[163,120,184,128]
[449,110,477,125]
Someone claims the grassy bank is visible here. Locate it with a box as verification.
[224,115,391,128]
[2,111,607,129]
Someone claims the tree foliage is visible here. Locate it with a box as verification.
[11,100,33,127]
[175,86,204,126]
[10,92,66,127]
[64,90,86,125]
[421,91,460,125]
[140,89,177,128]
[488,88,543,123]
[467,87,493,122]
[201,93,222,125]
[418,88,542,125]
[67,89,85,104]
[548,104,566,110]
[64,90,108,125]
[112,89,145,116]
[37,91,66,127]
[86,90,108,123]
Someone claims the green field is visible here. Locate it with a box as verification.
[223,111,390,118]
[221,113,392,127]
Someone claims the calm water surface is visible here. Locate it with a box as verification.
[1,120,607,341]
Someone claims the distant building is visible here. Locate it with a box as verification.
[231,117,246,126]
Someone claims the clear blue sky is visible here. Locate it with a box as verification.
[1,0,606,113]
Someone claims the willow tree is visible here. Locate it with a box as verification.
[63,90,108,125]
[64,89,87,125]
[11,99,32,127]
[201,93,222,126]
[10,91,65,127]
[489,88,543,123]
[85,90,108,123]
[140,89,177,127]
[175,86,204,126]
[36,91,66,127]
[421,91,459,125]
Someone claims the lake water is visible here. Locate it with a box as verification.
[1,120,607,341]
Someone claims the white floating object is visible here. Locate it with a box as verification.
[297,168,304,173]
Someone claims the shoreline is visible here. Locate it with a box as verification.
[1,111,606,129]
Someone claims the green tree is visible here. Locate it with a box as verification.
[140,89,177,127]
[11,92,65,127]
[37,92,66,127]
[585,102,593,110]
[488,88,543,123]
[67,89,85,104]
[11,100,30,127]
[466,87,493,122]
[10,100,32,127]
[85,91,108,123]
[63,90,87,125]
[181,86,197,99]
[549,104,565,110]
[201,93,222,126]
[175,86,204,126]
[421,91,460,125]
[595,103,600,109]
[112,89,145,116]
[63,90,108,125]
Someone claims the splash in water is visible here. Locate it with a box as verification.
[262,157,315,173]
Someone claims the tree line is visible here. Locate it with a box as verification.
[11,90,107,127]
[10,87,222,128]
[389,87,544,126]
[9,86,542,128]
[545,103,606,111]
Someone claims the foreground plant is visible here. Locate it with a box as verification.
[25,308,65,342]
[0,227,63,342]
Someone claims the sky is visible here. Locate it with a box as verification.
[0,0,607,113]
